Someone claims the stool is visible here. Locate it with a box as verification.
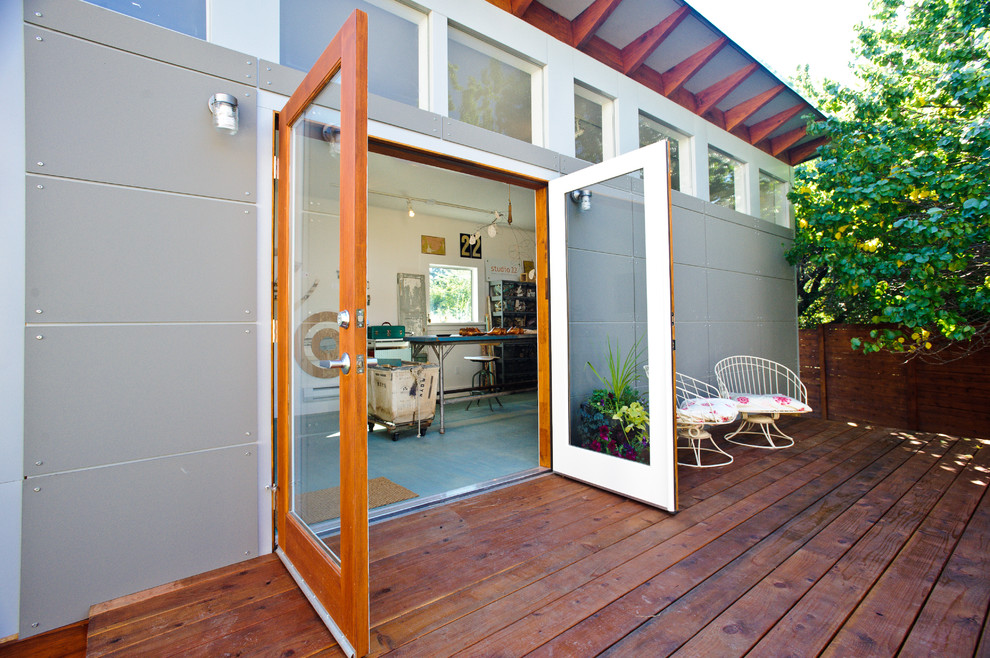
[464,355,502,411]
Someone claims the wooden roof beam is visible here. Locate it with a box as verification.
[724,83,786,132]
[571,0,625,49]
[510,0,535,16]
[748,103,807,144]
[620,6,691,75]
[770,125,807,155]
[695,62,759,116]
[660,37,727,96]
[788,135,829,165]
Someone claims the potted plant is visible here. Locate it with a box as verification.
[576,337,650,463]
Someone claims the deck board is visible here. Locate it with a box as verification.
[77,419,990,657]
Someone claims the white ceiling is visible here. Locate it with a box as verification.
[368,152,538,230]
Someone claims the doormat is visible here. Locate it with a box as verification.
[297,477,418,524]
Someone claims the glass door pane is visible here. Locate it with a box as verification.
[549,141,676,511]
[276,9,369,656]
[291,84,345,555]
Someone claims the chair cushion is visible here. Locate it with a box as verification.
[678,397,739,424]
[729,393,812,414]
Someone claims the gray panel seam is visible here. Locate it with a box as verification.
[23,442,259,480]
[27,173,259,206]
[26,322,259,327]
[24,23,260,91]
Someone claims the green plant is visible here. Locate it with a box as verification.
[786,0,990,359]
[586,336,644,415]
[613,401,649,436]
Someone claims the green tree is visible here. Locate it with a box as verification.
[787,0,990,359]
[429,266,473,323]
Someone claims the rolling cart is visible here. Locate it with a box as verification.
[367,362,439,440]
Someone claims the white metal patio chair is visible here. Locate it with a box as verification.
[675,372,739,467]
[714,355,812,449]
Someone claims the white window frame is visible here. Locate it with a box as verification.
[446,24,545,146]
[638,111,689,191]
[708,146,746,210]
[573,81,615,163]
[428,263,479,324]
[759,170,789,227]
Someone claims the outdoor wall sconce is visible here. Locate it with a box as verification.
[569,189,593,211]
[322,124,341,156]
[208,93,239,135]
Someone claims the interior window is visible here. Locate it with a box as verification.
[708,147,744,209]
[638,112,684,191]
[760,171,789,226]
[83,0,206,38]
[448,28,538,144]
[281,0,422,107]
[429,265,477,323]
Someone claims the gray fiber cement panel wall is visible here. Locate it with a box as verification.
[25,176,257,323]
[24,26,257,201]
[19,445,258,636]
[21,2,260,637]
[670,191,798,383]
[24,324,258,476]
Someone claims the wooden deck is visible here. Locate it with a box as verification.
[31,417,990,656]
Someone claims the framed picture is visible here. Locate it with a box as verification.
[459,233,482,259]
[421,235,445,255]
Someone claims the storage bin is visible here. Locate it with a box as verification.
[368,362,438,424]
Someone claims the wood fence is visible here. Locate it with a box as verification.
[799,324,990,439]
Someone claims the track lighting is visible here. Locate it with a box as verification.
[406,199,415,218]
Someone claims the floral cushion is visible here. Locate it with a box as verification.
[729,393,812,414]
[678,397,739,424]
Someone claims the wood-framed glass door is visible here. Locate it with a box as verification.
[548,141,678,511]
[275,10,369,656]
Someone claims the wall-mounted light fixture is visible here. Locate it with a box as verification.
[569,189,593,212]
[208,93,239,135]
[322,124,340,156]
[406,199,415,218]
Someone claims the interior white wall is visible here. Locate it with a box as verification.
[0,0,24,638]
[367,205,537,391]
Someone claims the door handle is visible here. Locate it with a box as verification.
[325,353,350,375]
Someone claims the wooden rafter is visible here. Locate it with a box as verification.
[620,6,691,75]
[748,103,807,144]
[510,0,535,16]
[724,84,786,132]
[571,0,625,48]
[788,135,828,164]
[484,0,828,163]
[695,62,759,116]
[660,37,727,96]
[770,125,807,155]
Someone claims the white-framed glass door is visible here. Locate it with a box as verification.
[548,141,677,511]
